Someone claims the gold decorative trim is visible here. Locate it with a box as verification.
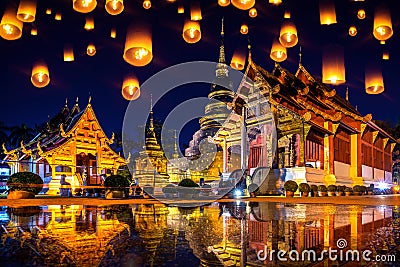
[60,123,68,138]
[360,124,367,135]
[383,138,389,148]
[390,142,397,152]
[297,98,342,122]
[37,143,44,156]
[20,141,32,156]
[2,143,13,155]
[363,114,372,122]
[372,131,379,143]
[323,88,336,98]
[298,86,309,96]
[302,112,312,122]
[332,124,339,134]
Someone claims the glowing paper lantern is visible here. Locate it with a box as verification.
[279,20,298,48]
[249,8,257,18]
[270,40,287,62]
[143,0,151,9]
[17,0,37,23]
[382,51,389,60]
[122,76,140,101]
[218,0,230,7]
[46,8,51,15]
[110,27,116,38]
[230,49,246,70]
[177,5,184,13]
[87,43,96,56]
[365,64,384,94]
[284,11,291,19]
[64,45,74,61]
[84,16,94,30]
[55,12,62,20]
[190,2,202,21]
[0,7,23,40]
[123,23,153,66]
[240,24,248,34]
[269,0,282,4]
[105,0,124,15]
[322,45,345,85]
[319,0,336,25]
[357,9,365,20]
[373,5,393,42]
[231,0,255,10]
[31,61,50,88]
[30,27,37,36]
[348,26,357,36]
[73,0,97,13]
[182,20,201,44]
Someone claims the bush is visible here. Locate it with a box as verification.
[344,187,353,192]
[299,183,310,192]
[317,185,327,192]
[337,185,346,192]
[310,185,318,192]
[6,172,43,194]
[284,180,298,192]
[327,185,337,192]
[248,183,259,193]
[162,184,177,194]
[353,185,363,192]
[104,175,130,190]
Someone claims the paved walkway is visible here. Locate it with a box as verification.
[1,194,399,207]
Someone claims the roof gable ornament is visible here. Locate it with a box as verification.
[383,138,389,148]
[372,131,379,143]
[332,123,339,134]
[37,142,44,156]
[360,123,367,135]
[20,141,32,156]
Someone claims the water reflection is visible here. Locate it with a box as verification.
[0,203,398,266]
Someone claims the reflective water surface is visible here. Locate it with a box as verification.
[0,202,399,267]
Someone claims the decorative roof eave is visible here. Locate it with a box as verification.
[2,143,18,161]
[325,99,372,123]
[367,120,399,143]
[297,98,342,122]
[296,64,336,97]
[20,141,32,157]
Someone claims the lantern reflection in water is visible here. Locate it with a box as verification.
[122,75,140,101]
[105,0,124,15]
[182,20,201,44]
[123,23,153,66]
[0,6,23,41]
[17,0,36,23]
[31,61,50,88]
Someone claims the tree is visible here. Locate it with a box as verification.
[9,124,37,148]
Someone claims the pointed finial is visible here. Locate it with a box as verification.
[355,105,358,111]
[247,36,252,63]
[88,95,92,104]
[150,94,153,111]
[221,17,224,37]
[299,46,302,66]
[76,96,79,104]
[65,98,68,106]
[345,86,349,101]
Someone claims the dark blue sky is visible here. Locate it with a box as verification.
[1,0,399,146]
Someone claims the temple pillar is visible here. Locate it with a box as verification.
[324,122,336,185]
[349,205,363,250]
[299,124,311,167]
[350,134,363,185]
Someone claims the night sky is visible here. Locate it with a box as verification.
[1,0,399,147]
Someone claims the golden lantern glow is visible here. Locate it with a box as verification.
[249,8,257,18]
[270,40,287,62]
[240,24,248,34]
[122,76,140,101]
[0,7,23,41]
[84,16,94,30]
[86,43,96,56]
[182,20,201,44]
[143,0,151,9]
[105,0,124,15]
[17,0,37,23]
[348,26,357,36]
[231,0,255,10]
[30,27,37,36]
[73,0,97,13]
[382,51,389,60]
[55,12,62,20]
[373,5,393,42]
[190,2,202,21]
[284,11,291,19]
[110,27,116,38]
[322,45,345,85]
[365,64,384,94]
[269,0,282,4]
[123,23,153,66]
[177,5,184,13]
[357,9,365,19]
[380,40,385,44]
[64,45,74,62]
[46,8,51,15]
[31,61,50,88]
[279,20,298,48]
[218,0,230,7]
[230,49,246,70]
[319,0,336,25]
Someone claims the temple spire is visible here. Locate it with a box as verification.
[247,36,252,63]
[173,130,179,159]
[299,46,302,66]
[216,17,228,78]
[346,86,349,101]
[149,94,154,132]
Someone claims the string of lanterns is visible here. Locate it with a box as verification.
[0,0,394,98]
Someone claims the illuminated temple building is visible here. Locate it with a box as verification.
[2,98,127,194]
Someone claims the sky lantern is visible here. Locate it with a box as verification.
[230,48,246,70]
[319,0,336,25]
[382,51,389,60]
[218,0,230,7]
[123,23,153,66]
[182,20,201,44]
[84,16,94,30]
[31,61,50,88]
[122,75,140,101]
[231,0,255,10]
[357,9,366,19]
[284,11,291,19]
[190,2,202,21]
[30,26,37,36]
[373,5,393,43]
[249,8,257,18]
[55,12,62,20]
[348,26,357,36]
[46,8,51,15]
[86,43,96,56]
[73,0,97,13]
[279,20,298,48]
[322,45,345,85]
[365,64,384,94]
[0,7,23,41]
[240,24,248,34]
[105,0,124,15]
[110,27,116,38]
[17,0,37,23]
[269,0,282,5]
[177,5,184,13]
[143,0,151,9]
[64,45,74,61]
[270,40,287,62]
